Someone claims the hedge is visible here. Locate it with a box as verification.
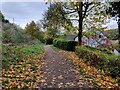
[45,38,53,45]
[53,39,77,51]
[75,46,120,78]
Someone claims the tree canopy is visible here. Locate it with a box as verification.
[25,21,44,42]
[42,3,73,38]
[107,1,120,44]
[44,1,108,45]
[0,11,9,23]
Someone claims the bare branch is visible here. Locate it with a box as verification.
[83,2,92,7]
[82,3,90,20]
[63,4,75,11]
[87,6,95,12]
[87,3,100,12]
[66,10,77,14]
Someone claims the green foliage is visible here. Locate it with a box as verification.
[45,2,108,45]
[99,48,113,54]
[2,44,23,69]
[45,38,53,45]
[107,2,120,44]
[50,45,61,51]
[104,29,119,40]
[20,43,44,57]
[25,21,44,41]
[0,11,9,23]
[44,27,58,39]
[116,44,120,52]
[57,35,66,40]
[43,3,69,29]
[75,46,120,78]
[2,22,32,44]
[85,45,113,54]
[2,42,44,70]
[53,39,77,51]
[12,30,32,44]
[42,3,74,38]
[2,80,9,86]
[2,12,39,44]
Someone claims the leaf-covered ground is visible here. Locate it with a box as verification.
[39,45,96,88]
[67,51,120,89]
[2,44,44,89]
[2,44,120,89]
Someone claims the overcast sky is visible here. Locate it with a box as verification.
[1,2,49,28]
[1,1,118,29]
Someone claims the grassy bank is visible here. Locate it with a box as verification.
[2,42,45,89]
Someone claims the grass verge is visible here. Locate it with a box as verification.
[2,42,45,89]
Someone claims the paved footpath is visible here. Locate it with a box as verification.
[38,45,95,88]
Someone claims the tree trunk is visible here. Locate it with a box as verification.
[78,2,83,45]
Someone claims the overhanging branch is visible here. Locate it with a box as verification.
[82,3,90,20]
[66,10,76,14]
[87,6,95,12]
[87,3,100,12]
[63,4,75,11]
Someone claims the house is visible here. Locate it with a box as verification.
[66,32,120,56]
[73,31,111,47]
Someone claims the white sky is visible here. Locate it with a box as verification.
[107,19,118,29]
[1,1,118,29]
[1,2,49,28]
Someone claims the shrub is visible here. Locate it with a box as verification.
[2,42,44,70]
[2,44,23,69]
[45,38,53,45]
[84,45,113,54]
[53,39,77,51]
[99,48,113,54]
[53,39,57,47]
[116,44,120,53]
[107,59,120,78]
[75,46,120,78]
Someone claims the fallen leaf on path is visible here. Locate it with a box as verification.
[40,79,46,83]
[58,75,63,79]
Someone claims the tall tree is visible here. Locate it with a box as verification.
[45,1,107,45]
[25,21,40,39]
[62,2,107,45]
[0,11,9,23]
[42,3,73,38]
[107,1,120,44]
